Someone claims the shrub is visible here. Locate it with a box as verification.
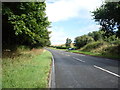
[81,41,107,52]
[104,35,119,43]
[101,45,120,55]
[17,45,30,52]
[110,39,120,45]
[74,35,94,48]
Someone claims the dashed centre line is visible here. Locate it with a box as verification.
[66,55,70,56]
[60,51,120,78]
[94,65,120,78]
[73,57,85,62]
[60,53,70,56]
[66,54,70,56]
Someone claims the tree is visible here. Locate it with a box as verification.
[74,35,94,48]
[2,2,51,49]
[65,38,72,47]
[46,40,51,46]
[88,30,105,41]
[92,2,120,37]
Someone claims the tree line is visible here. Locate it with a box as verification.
[2,2,51,50]
[66,1,120,49]
[74,30,120,49]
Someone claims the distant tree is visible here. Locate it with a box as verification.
[92,2,120,37]
[65,38,72,47]
[74,35,94,48]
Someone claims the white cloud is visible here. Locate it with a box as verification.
[49,24,100,45]
[49,27,68,45]
[46,0,104,45]
[46,0,103,22]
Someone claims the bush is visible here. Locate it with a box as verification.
[81,41,107,52]
[101,45,120,55]
[17,45,30,52]
[104,35,119,43]
[74,35,94,48]
[110,39,120,45]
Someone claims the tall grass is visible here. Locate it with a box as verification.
[80,41,108,52]
[70,40,120,60]
[2,48,52,88]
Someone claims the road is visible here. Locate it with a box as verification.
[47,48,120,88]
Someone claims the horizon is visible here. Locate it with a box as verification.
[46,0,104,45]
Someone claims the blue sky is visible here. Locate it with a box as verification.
[46,0,104,45]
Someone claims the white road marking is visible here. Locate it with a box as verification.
[48,52,56,88]
[94,65,120,78]
[73,57,85,62]
[66,55,70,56]
[69,52,85,56]
[79,54,85,56]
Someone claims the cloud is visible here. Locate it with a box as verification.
[48,27,68,45]
[49,24,100,45]
[46,0,103,45]
[46,0,103,22]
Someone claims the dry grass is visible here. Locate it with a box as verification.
[2,47,52,88]
[2,48,44,59]
[91,44,109,53]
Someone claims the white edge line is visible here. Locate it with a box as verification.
[48,50,56,88]
[48,62,52,88]
[51,53,56,88]
[94,65,120,78]
[48,51,52,88]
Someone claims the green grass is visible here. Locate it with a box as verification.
[2,50,52,88]
[49,47,120,60]
[69,50,120,60]
[69,50,99,55]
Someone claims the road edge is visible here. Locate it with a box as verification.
[48,52,56,88]
[66,51,120,61]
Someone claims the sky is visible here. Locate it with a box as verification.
[46,0,104,45]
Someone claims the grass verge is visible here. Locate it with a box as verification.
[69,50,120,60]
[2,49,52,88]
[49,47,120,60]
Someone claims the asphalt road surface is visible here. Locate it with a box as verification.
[47,48,120,88]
